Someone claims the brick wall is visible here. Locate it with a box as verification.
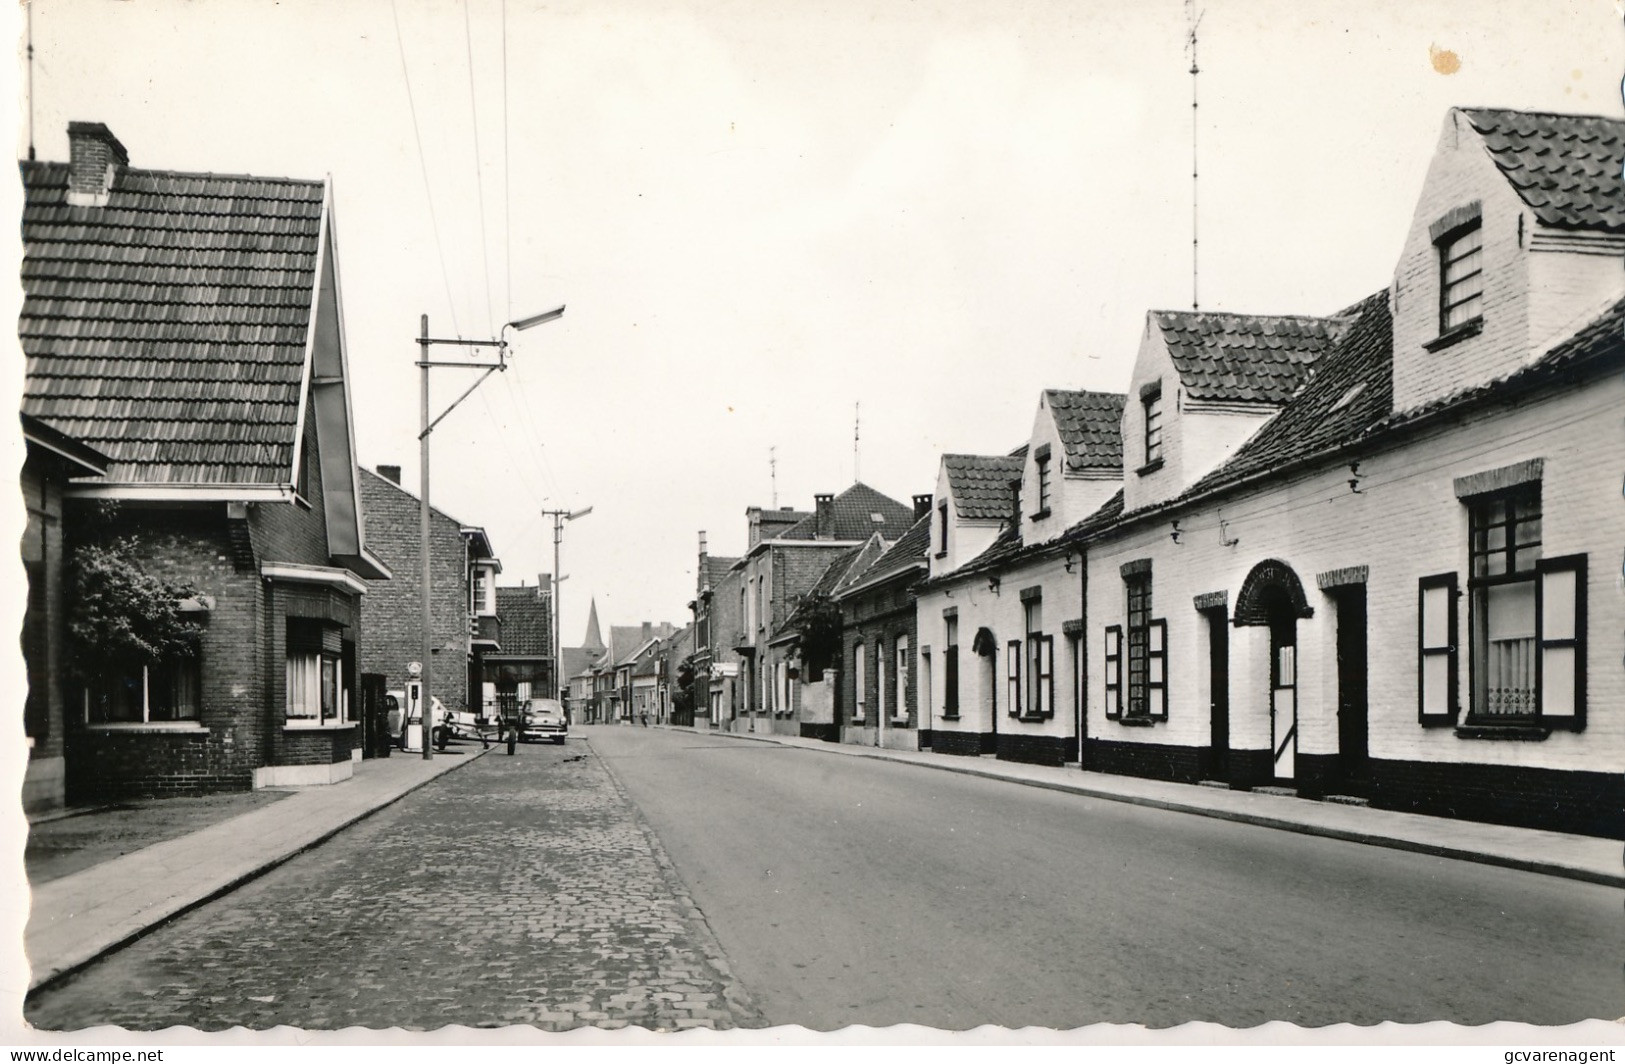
[251,412,330,566]
[357,469,472,708]
[838,577,919,743]
[64,505,268,800]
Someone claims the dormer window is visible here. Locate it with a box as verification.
[1139,381,1164,473]
[1032,445,1052,519]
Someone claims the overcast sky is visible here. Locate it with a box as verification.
[8,0,1622,647]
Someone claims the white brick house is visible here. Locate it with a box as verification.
[916,391,1124,764]
[1068,107,1623,837]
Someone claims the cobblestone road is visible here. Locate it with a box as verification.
[26,739,763,1033]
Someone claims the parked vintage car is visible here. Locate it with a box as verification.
[520,697,569,744]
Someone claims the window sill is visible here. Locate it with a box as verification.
[83,722,208,734]
[1455,723,1551,741]
[1424,317,1483,352]
[284,720,357,732]
[1135,458,1165,477]
[1116,716,1158,727]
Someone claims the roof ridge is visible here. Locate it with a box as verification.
[22,158,326,189]
[1459,105,1625,124]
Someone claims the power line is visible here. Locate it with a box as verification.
[390,0,462,337]
[463,0,496,337]
[501,0,513,323]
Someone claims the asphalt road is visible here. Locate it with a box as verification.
[587,725,1623,1031]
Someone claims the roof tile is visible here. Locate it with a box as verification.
[19,158,326,486]
[1461,108,1625,231]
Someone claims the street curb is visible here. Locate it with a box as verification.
[686,727,1624,889]
[585,737,770,1031]
[27,744,493,995]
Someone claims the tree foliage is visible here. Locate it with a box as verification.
[68,538,202,681]
[791,590,843,678]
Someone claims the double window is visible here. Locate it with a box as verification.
[1419,483,1586,729]
[853,641,866,721]
[86,656,201,724]
[1105,563,1166,720]
[1008,596,1054,718]
[894,637,909,721]
[287,619,344,724]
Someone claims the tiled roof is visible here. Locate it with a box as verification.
[1044,390,1125,472]
[779,482,917,541]
[20,161,327,485]
[1186,291,1392,496]
[1462,108,1625,232]
[1152,310,1351,405]
[1377,294,1625,433]
[842,513,930,593]
[769,547,865,643]
[561,646,597,682]
[702,555,739,590]
[493,585,551,658]
[943,453,1024,520]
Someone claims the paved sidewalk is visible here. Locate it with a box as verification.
[25,747,488,992]
[667,724,1623,888]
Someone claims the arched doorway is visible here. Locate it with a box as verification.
[1234,560,1314,783]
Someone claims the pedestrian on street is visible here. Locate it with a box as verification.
[640,711,648,727]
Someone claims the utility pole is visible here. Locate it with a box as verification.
[416,304,565,759]
[542,506,592,706]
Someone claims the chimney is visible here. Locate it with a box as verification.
[814,493,835,538]
[913,494,932,520]
[376,464,402,485]
[642,621,652,641]
[746,506,763,548]
[698,530,708,558]
[1009,477,1022,525]
[67,122,127,208]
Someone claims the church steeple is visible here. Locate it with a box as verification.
[581,598,605,653]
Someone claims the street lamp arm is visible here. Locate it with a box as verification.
[506,304,567,333]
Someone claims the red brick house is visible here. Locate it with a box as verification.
[20,122,390,800]
[487,581,555,719]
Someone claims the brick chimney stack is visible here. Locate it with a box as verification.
[377,464,402,485]
[913,494,932,520]
[67,122,127,208]
[642,621,652,641]
[814,494,835,538]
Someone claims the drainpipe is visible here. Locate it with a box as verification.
[1077,545,1088,771]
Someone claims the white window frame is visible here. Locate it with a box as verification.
[894,636,909,722]
[853,641,866,721]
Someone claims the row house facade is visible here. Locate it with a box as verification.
[731,485,918,737]
[20,122,391,801]
[358,465,502,737]
[687,536,743,728]
[832,512,932,750]
[917,106,1623,839]
[916,391,1125,766]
